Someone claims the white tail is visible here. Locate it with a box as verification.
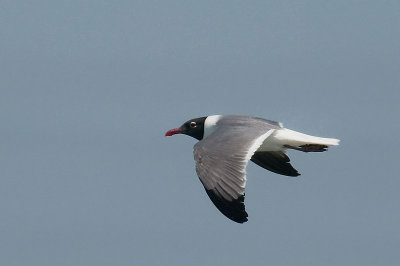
[274,128,339,146]
[258,128,339,152]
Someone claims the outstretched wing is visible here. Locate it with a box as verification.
[193,116,280,223]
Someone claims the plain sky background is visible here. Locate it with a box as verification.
[1,1,399,265]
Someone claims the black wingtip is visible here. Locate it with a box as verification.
[205,189,248,223]
[284,144,329,152]
[251,151,300,177]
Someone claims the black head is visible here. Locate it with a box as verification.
[165,116,207,140]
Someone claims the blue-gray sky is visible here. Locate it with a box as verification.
[1,1,399,265]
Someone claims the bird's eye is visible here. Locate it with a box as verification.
[190,121,197,128]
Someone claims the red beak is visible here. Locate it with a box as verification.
[165,128,183,136]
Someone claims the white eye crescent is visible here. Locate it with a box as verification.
[190,121,197,128]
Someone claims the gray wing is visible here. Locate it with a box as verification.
[193,116,281,223]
